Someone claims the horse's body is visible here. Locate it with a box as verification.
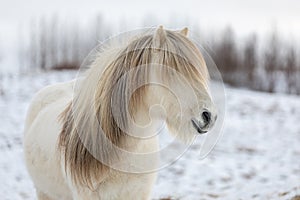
[24,80,157,199]
[24,26,217,199]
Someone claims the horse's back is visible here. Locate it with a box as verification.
[24,80,75,199]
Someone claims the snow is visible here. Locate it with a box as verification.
[0,71,300,200]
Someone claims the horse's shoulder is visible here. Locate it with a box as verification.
[24,80,75,130]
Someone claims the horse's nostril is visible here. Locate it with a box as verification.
[202,111,211,124]
[191,118,207,134]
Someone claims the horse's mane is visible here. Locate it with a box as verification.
[58,27,208,188]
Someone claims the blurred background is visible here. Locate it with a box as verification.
[0,0,300,199]
[1,0,300,94]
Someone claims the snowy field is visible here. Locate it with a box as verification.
[0,71,300,200]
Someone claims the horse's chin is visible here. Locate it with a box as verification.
[178,124,210,144]
[174,131,197,144]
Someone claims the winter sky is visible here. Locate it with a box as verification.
[0,0,299,69]
[1,0,299,34]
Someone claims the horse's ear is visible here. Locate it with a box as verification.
[153,25,166,50]
[179,27,189,37]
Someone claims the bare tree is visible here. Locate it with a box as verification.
[17,23,26,73]
[242,34,257,88]
[65,22,82,69]
[29,18,39,71]
[297,60,300,95]
[48,15,59,68]
[39,17,47,70]
[263,30,281,93]
[213,26,239,85]
[0,38,2,63]
[284,45,297,94]
[60,21,72,68]
[0,38,2,95]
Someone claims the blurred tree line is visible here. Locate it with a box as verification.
[19,15,300,95]
[211,26,300,94]
[23,15,111,71]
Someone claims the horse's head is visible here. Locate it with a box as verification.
[142,26,218,142]
[81,25,217,144]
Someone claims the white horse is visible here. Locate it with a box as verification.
[24,26,217,200]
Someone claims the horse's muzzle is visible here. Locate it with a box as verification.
[191,117,208,134]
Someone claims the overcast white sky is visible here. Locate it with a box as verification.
[0,0,299,68]
[1,0,300,33]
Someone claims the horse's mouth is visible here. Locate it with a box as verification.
[191,118,209,134]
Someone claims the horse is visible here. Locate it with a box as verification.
[23,26,217,200]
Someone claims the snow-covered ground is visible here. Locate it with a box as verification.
[0,71,299,200]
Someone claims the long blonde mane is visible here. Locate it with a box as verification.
[58,27,209,187]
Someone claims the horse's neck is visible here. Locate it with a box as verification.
[127,103,160,131]
[122,107,161,153]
